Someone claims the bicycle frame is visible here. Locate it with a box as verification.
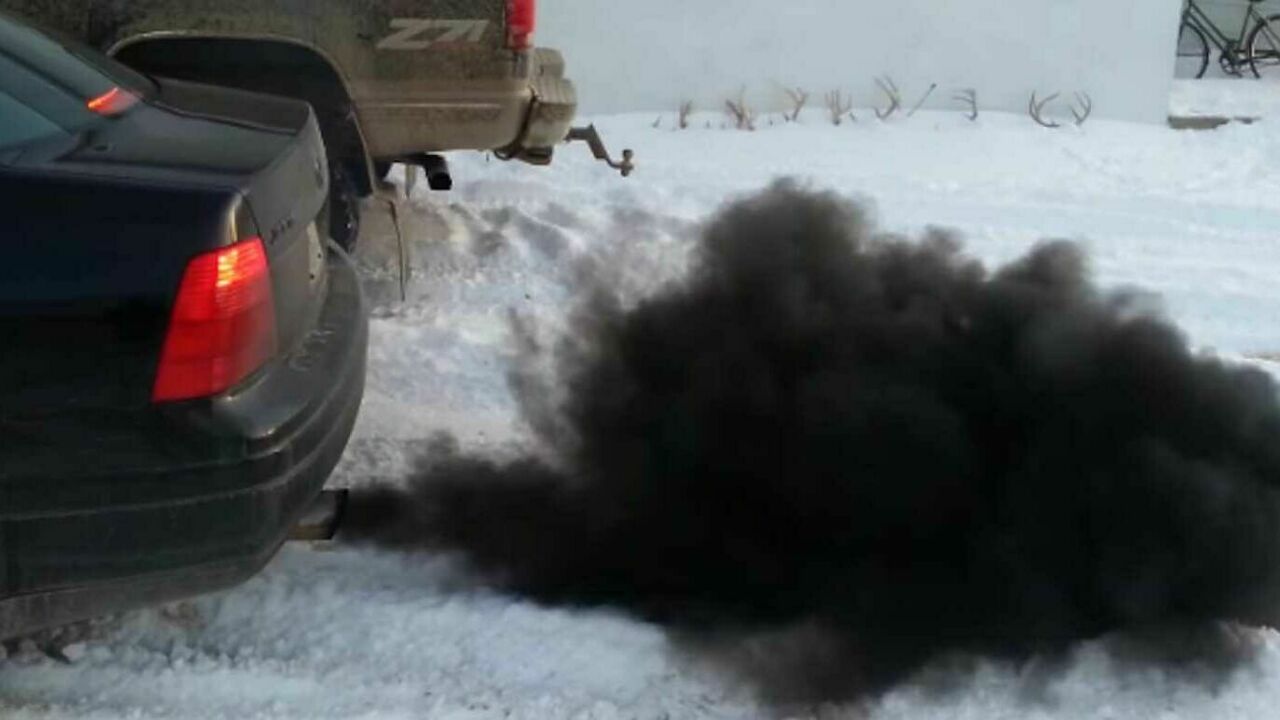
[1253,6,1280,52]
[1183,0,1260,52]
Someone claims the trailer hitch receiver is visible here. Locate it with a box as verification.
[566,124,634,177]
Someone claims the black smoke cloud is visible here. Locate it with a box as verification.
[343,181,1280,703]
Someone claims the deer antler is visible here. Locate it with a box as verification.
[784,87,809,122]
[874,76,901,120]
[1071,92,1093,126]
[825,90,854,125]
[1029,91,1061,128]
[953,88,978,121]
[725,87,756,131]
[907,83,937,117]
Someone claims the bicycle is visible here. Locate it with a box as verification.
[1177,0,1280,78]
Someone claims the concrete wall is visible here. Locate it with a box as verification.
[540,0,1184,124]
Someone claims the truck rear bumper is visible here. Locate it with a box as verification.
[356,47,576,161]
[511,63,578,162]
[521,48,578,150]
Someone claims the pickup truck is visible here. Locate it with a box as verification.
[3,0,631,249]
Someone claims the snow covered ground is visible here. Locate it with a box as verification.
[1170,77,1280,119]
[7,79,1280,719]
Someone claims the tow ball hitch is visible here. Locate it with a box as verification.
[567,125,635,177]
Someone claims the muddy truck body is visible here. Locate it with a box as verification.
[2,0,630,247]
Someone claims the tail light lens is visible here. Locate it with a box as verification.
[507,0,536,50]
[152,238,276,403]
[86,86,140,116]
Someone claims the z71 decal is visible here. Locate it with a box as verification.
[376,19,489,50]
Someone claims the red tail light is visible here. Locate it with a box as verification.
[86,86,139,116]
[152,238,276,403]
[507,0,536,50]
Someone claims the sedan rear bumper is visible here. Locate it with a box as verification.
[0,245,367,640]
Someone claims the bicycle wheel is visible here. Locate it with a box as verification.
[1248,14,1280,78]
[1176,21,1210,79]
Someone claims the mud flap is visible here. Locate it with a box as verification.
[352,187,413,307]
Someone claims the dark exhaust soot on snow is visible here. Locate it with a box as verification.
[344,181,1280,704]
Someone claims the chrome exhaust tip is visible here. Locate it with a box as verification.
[289,489,348,541]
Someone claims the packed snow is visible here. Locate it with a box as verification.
[6,79,1280,719]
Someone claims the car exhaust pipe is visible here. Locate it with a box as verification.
[401,154,453,197]
[288,489,348,541]
[421,154,452,191]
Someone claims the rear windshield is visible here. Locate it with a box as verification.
[0,82,62,151]
[0,9,152,151]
